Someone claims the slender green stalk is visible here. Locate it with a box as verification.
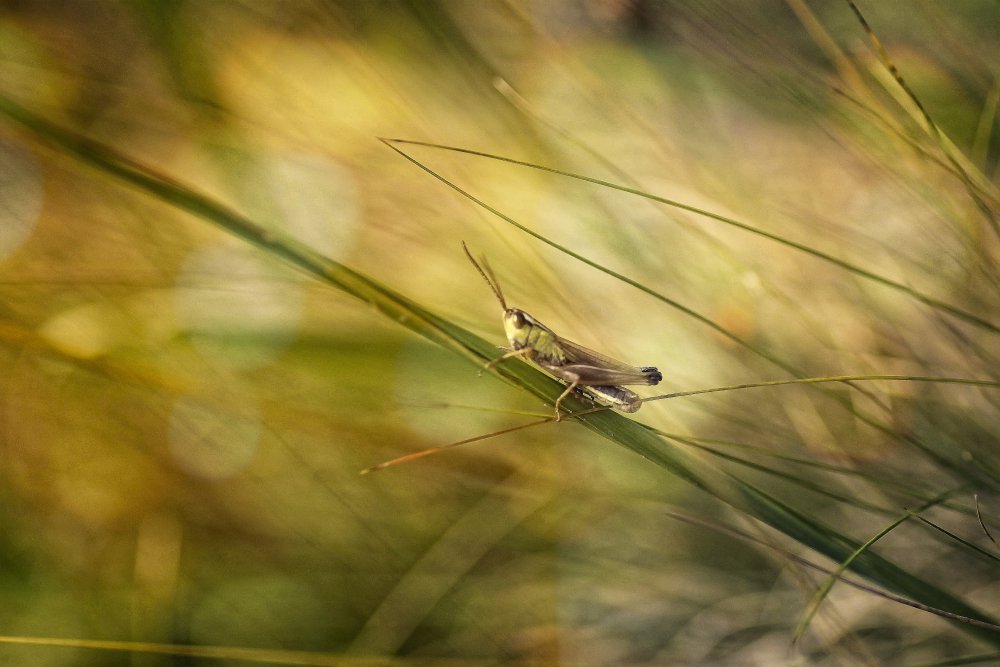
[793,492,956,641]
[380,137,999,333]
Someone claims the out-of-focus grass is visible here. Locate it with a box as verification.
[1,1,998,665]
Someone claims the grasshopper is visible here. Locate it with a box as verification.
[464,242,661,420]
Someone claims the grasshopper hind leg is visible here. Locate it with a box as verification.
[552,378,581,422]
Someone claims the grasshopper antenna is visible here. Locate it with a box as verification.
[462,241,507,310]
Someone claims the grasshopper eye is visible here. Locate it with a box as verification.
[508,310,525,329]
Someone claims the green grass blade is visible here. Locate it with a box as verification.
[381,137,999,334]
[845,0,1000,238]
[792,493,953,643]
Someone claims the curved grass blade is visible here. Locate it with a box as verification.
[646,375,1000,492]
[642,375,1000,403]
[360,415,554,474]
[665,432,903,516]
[793,492,956,643]
[915,515,1000,566]
[666,510,1000,637]
[0,635,374,666]
[380,137,998,334]
[845,1,1000,237]
[975,495,999,551]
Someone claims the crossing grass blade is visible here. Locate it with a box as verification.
[378,137,999,334]
[792,492,956,643]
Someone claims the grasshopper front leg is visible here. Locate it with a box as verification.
[483,346,533,372]
[485,349,578,421]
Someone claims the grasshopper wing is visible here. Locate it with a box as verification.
[554,337,662,386]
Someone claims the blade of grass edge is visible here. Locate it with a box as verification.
[793,492,954,643]
[845,0,1000,238]
[665,510,1000,641]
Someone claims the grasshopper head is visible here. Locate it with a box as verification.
[463,243,545,353]
[503,308,533,350]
